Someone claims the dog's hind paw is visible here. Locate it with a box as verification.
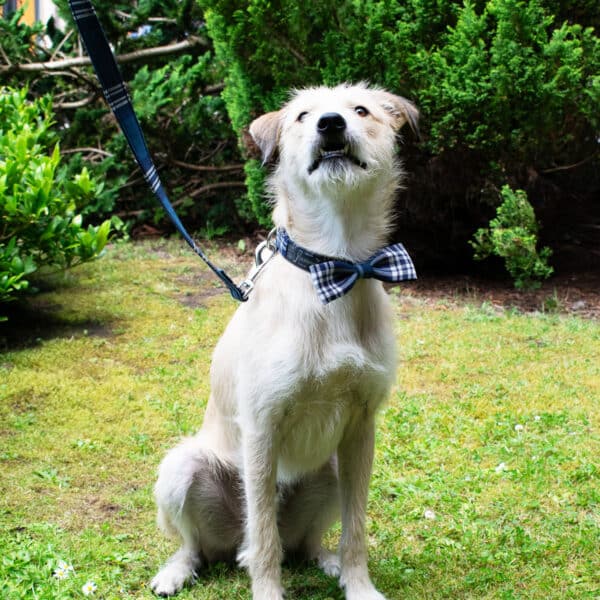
[316,548,341,578]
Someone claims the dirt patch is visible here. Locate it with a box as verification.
[171,268,236,309]
[401,271,600,318]
[59,496,126,531]
[3,388,47,413]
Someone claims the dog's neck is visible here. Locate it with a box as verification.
[271,173,399,262]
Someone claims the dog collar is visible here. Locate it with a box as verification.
[275,228,417,304]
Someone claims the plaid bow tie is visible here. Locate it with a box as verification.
[276,229,417,304]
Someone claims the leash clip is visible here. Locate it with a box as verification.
[237,229,277,300]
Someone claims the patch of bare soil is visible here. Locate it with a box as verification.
[402,271,600,318]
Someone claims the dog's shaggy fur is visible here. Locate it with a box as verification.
[150,83,418,600]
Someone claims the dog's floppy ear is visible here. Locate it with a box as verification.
[249,110,283,164]
[376,92,420,139]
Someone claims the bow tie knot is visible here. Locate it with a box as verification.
[354,261,374,279]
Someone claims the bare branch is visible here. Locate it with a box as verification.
[60,147,113,158]
[56,94,99,109]
[115,9,177,24]
[186,181,246,200]
[0,42,12,67]
[0,36,207,74]
[34,69,87,80]
[169,158,245,173]
[541,152,598,174]
[204,82,225,94]
[115,181,246,217]
[50,29,74,61]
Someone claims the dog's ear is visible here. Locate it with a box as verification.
[376,92,420,139]
[249,110,283,164]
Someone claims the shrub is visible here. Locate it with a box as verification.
[0,88,110,315]
[199,0,599,258]
[2,0,597,271]
[1,1,245,235]
[470,186,553,289]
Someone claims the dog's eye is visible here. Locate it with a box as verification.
[297,111,308,122]
[354,106,369,117]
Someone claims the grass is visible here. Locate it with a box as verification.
[1,240,598,599]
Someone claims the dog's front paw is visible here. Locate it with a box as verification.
[251,579,285,600]
[342,576,387,600]
[344,585,387,600]
[150,563,194,597]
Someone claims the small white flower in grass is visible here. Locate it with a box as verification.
[494,462,507,473]
[53,567,68,580]
[53,560,74,579]
[423,508,436,520]
[82,581,97,596]
[515,424,524,432]
[534,415,541,422]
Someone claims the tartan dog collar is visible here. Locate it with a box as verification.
[275,228,417,304]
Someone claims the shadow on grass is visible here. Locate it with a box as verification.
[0,299,117,352]
[182,557,345,599]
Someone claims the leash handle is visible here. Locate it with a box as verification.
[68,0,247,302]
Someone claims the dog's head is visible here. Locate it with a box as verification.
[249,83,418,190]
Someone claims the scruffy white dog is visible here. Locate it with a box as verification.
[151,83,418,600]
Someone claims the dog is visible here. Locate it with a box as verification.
[150,83,418,600]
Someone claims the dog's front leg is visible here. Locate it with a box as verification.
[338,415,387,600]
[237,430,284,600]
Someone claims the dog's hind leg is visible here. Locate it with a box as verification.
[278,458,341,577]
[151,437,243,596]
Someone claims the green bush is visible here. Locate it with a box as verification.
[2,0,597,272]
[0,88,110,315]
[0,1,244,234]
[199,0,599,241]
[470,186,553,289]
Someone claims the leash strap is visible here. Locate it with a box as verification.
[68,0,247,301]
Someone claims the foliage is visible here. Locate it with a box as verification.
[199,0,599,244]
[471,186,553,289]
[0,241,598,598]
[0,0,245,234]
[1,0,598,271]
[0,87,110,314]
[417,0,600,161]
[0,6,44,66]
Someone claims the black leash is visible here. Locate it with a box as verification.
[68,0,249,301]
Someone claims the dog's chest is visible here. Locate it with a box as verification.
[275,366,384,481]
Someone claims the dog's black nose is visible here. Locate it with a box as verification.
[317,113,346,135]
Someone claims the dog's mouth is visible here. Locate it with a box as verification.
[308,142,367,175]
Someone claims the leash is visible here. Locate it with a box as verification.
[67,0,251,302]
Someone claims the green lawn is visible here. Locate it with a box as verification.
[1,241,598,599]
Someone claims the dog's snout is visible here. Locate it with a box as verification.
[317,113,346,135]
